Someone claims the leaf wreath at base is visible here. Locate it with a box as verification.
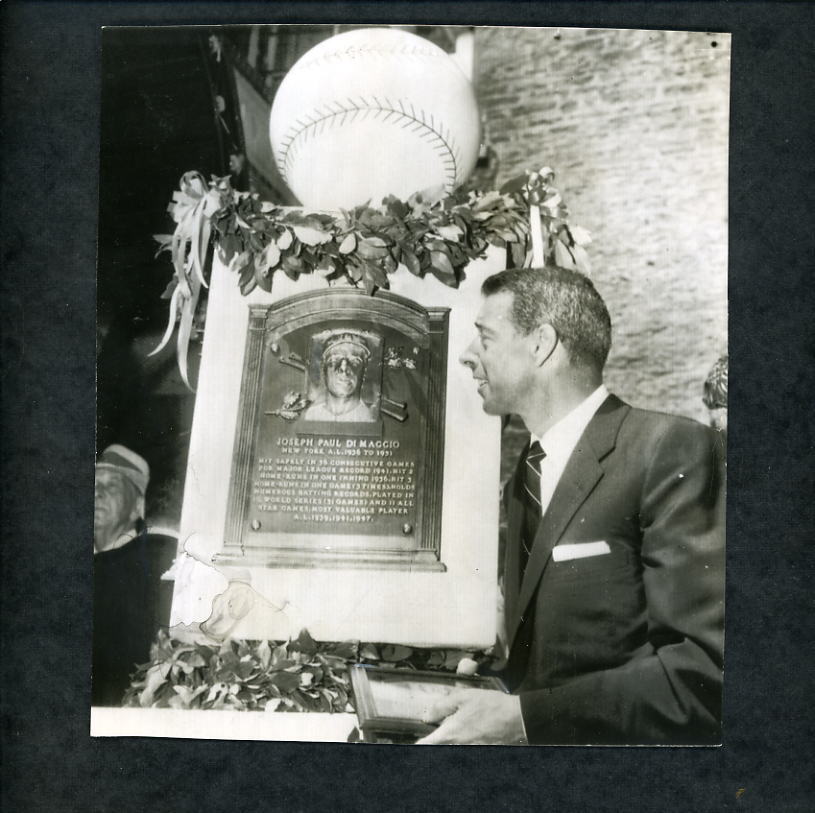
[122,628,495,712]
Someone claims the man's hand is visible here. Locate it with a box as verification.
[415,689,527,745]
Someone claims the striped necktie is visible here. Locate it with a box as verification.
[520,440,546,576]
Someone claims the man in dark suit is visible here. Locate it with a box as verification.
[418,266,724,745]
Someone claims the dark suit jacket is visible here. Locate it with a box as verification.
[92,531,177,706]
[501,395,725,744]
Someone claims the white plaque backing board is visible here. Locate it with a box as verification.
[170,248,505,648]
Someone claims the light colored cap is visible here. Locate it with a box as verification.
[322,331,371,363]
[96,444,150,494]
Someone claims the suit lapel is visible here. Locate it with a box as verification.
[505,395,629,653]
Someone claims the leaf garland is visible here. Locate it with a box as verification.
[154,168,591,389]
[123,628,490,712]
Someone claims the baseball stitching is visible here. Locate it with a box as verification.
[294,44,448,72]
[276,96,461,192]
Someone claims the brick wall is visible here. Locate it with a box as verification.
[475,27,729,424]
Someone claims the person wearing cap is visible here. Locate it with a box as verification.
[304,331,377,422]
[93,444,150,553]
[703,353,728,436]
[92,445,177,705]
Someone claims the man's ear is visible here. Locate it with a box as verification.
[530,323,558,367]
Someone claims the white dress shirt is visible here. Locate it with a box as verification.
[530,385,609,514]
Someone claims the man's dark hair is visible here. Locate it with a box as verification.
[481,266,612,371]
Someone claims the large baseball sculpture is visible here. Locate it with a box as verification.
[269,28,481,209]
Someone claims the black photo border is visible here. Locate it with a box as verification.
[2,2,814,811]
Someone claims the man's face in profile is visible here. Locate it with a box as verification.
[324,352,365,400]
[459,290,538,417]
[94,467,138,549]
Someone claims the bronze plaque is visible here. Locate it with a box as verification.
[219,288,449,570]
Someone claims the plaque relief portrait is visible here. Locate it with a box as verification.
[302,329,381,424]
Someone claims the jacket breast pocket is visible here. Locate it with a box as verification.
[545,544,636,585]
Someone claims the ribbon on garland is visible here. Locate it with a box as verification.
[499,166,592,273]
[152,172,222,389]
[524,167,554,267]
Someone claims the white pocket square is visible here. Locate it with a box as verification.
[552,541,611,562]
